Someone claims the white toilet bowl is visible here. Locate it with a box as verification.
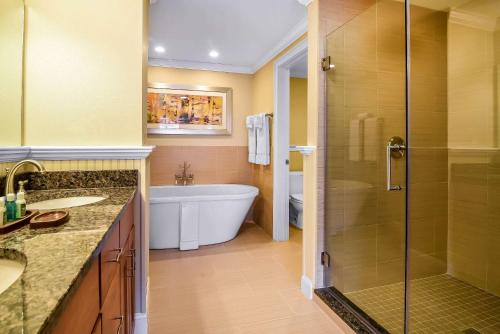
[289,193,303,229]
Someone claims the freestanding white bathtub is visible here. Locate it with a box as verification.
[149,184,259,250]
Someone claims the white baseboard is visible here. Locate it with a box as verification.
[301,274,314,300]
[134,313,148,334]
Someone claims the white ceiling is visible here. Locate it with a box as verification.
[148,0,308,74]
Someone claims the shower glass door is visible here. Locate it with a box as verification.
[324,0,500,333]
[324,1,408,333]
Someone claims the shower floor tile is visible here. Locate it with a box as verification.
[345,274,500,334]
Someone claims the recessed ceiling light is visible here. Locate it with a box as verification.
[154,46,165,53]
[209,50,219,58]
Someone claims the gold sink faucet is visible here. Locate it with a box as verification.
[175,162,194,186]
[5,160,46,195]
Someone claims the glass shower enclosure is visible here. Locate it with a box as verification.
[322,0,500,333]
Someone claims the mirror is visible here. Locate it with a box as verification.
[0,0,24,146]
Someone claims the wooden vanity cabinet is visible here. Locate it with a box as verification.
[101,202,135,334]
[50,199,135,334]
[51,259,100,334]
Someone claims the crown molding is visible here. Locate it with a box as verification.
[149,58,254,74]
[0,146,154,162]
[296,0,313,6]
[252,17,308,73]
[449,10,497,32]
[149,16,308,75]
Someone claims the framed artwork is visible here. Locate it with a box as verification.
[147,83,232,135]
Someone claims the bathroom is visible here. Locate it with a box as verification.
[1,0,500,334]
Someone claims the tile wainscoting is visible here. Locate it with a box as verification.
[150,146,274,236]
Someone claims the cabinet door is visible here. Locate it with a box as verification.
[100,222,121,305]
[120,201,134,248]
[91,315,102,334]
[52,259,100,334]
[101,274,123,334]
[121,226,135,334]
[126,227,135,333]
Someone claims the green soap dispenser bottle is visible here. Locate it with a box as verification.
[15,192,26,219]
[6,193,17,222]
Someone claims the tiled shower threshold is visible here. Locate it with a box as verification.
[315,286,390,334]
[316,274,500,334]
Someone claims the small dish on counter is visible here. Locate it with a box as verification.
[30,210,70,229]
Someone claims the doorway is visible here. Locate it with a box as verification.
[272,38,308,242]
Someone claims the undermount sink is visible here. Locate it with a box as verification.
[0,258,25,295]
[27,196,107,210]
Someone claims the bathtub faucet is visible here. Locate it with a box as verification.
[175,162,194,186]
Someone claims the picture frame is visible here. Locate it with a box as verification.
[147,83,233,136]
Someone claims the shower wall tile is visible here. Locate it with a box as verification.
[447,150,500,297]
[150,146,253,186]
[407,4,448,281]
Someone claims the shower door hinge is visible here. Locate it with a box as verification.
[321,56,335,71]
[321,251,330,267]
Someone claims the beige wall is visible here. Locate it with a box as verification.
[23,0,147,146]
[147,67,254,147]
[0,0,24,146]
[290,78,308,171]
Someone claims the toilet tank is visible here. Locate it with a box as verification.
[289,171,303,195]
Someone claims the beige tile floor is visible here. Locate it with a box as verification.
[149,223,344,334]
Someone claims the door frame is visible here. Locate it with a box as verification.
[273,38,308,241]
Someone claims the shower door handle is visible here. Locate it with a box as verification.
[386,136,406,191]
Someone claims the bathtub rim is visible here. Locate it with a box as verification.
[149,184,259,203]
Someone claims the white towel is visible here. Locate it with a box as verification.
[363,117,379,161]
[348,119,362,161]
[255,113,270,165]
[179,202,199,250]
[246,116,257,163]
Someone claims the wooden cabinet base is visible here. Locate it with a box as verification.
[50,199,135,334]
[52,260,100,334]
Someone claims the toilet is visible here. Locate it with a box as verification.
[289,171,303,229]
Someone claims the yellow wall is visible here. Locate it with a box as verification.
[290,77,308,171]
[23,0,147,146]
[0,0,24,146]
[147,67,254,147]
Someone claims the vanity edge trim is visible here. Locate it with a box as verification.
[0,146,155,162]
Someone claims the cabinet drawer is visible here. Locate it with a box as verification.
[100,222,121,305]
[52,259,100,334]
[101,274,123,334]
[119,202,134,248]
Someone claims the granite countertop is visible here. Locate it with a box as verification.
[0,186,136,334]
